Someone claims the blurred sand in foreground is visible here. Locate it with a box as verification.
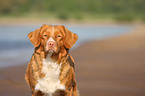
[0,25,145,96]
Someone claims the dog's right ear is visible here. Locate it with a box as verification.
[28,28,40,48]
[63,27,78,49]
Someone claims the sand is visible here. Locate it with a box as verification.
[0,25,145,96]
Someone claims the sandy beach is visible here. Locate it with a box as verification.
[0,25,145,96]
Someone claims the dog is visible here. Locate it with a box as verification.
[25,25,79,96]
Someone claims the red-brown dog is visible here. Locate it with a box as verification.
[25,25,79,96]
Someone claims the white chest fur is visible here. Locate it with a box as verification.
[35,56,65,95]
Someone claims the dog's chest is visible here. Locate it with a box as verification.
[35,58,65,95]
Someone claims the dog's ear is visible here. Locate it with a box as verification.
[63,27,78,49]
[28,28,40,48]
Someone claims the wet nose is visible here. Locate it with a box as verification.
[48,41,56,47]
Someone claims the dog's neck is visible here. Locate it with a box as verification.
[45,53,54,62]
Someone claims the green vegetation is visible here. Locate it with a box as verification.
[0,0,145,22]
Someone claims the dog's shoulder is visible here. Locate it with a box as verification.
[67,55,75,70]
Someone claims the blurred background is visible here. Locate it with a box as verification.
[0,0,145,96]
[0,0,145,22]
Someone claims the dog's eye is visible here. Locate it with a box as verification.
[57,35,61,37]
[44,35,47,37]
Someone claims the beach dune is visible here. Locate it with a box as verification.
[0,25,145,96]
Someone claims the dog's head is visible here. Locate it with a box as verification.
[28,25,78,56]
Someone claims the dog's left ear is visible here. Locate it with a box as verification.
[28,28,40,48]
[63,27,78,49]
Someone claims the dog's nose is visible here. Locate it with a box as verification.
[48,41,56,47]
